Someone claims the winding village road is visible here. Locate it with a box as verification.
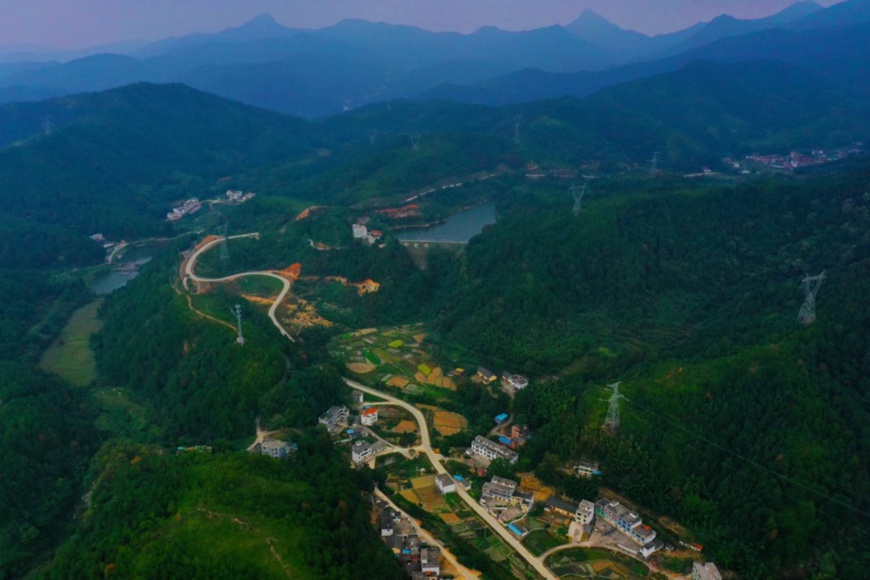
[184,232,555,579]
[183,233,295,342]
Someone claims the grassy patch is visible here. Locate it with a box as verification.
[40,299,103,386]
[523,530,568,556]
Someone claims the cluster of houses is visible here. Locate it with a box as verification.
[744,147,861,172]
[351,223,384,245]
[318,405,350,433]
[497,424,530,450]
[379,502,442,578]
[167,198,202,221]
[543,495,664,559]
[475,366,529,391]
[225,189,255,203]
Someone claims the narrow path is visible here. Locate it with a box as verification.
[343,378,556,580]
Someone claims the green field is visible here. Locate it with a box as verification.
[39,299,103,386]
[545,548,650,579]
[235,275,284,297]
[523,530,568,556]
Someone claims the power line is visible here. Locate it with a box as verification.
[623,396,870,522]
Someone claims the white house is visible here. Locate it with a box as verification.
[261,439,290,459]
[352,440,374,463]
[435,474,456,495]
[421,548,441,575]
[319,405,349,432]
[576,499,595,525]
[469,435,518,464]
[352,224,368,239]
[692,562,722,580]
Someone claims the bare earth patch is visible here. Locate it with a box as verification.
[346,362,376,374]
[433,411,468,436]
[388,376,410,388]
[393,420,418,434]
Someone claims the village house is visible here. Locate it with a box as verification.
[352,440,374,463]
[692,561,722,580]
[476,366,497,384]
[546,496,579,518]
[318,405,349,432]
[577,499,595,524]
[261,439,291,459]
[435,474,456,495]
[352,223,368,239]
[420,548,441,576]
[595,498,658,547]
[360,406,379,426]
[469,435,519,464]
[574,461,601,477]
[502,372,529,390]
[481,476,518,503]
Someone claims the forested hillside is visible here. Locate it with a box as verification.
[40,437,402,579]
[434,162,870,577]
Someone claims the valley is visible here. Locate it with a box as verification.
[2,2,870,579]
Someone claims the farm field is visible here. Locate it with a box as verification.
[545,548,655,579]
[40,299,103,386]
[330,324,469,399]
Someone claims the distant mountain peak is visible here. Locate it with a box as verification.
[564,8,650,49]
[239,13,283,30]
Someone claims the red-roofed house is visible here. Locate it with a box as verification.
[361,406,379,426]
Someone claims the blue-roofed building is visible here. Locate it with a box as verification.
[499,435,512,446]
[508,523,529,537]
[494,413,509,424]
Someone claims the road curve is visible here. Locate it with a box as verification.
[343,378,556,580]
[184,233,296,342]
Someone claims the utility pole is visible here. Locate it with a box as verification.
[798,271,825,324]
[218,224,230,264]
[570,182,587,216]
[603,382,626,431]
[232,304,245,345]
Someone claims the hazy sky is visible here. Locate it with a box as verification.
[0,0,845,49]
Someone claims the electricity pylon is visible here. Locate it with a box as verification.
[603,382,627,430]
[232,304,245,345]
[798,271,825,324]
[570,182,587,216]
[513,115,522,144]
[409,133,421,152]
[218,224,230,264]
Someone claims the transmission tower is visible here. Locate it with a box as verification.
[513,115,522,144]
[232,304,245,345]
[42,116,54,136]
[797,271,825,324]
[570,182,587,216]
[368,129,378,145]
[603,382,627,431]
[218,224,230,264]
[409,133,421,152]
[650,152,660,175]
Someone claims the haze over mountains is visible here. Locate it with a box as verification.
[0,0,868,118]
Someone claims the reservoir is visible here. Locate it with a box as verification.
[90,242,164,295]
[396,201,496,243]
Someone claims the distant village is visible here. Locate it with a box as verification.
[737,145,862,172]
[167,189,256,221]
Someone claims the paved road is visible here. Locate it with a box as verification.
[343,378,556,580]
[374,487,479,579]
[184,233,295,342]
